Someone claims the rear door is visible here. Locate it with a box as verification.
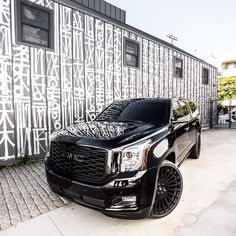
[187,100,199,147]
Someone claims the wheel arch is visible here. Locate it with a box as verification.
[164,152,176,164]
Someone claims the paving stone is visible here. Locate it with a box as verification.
[0,202,7,209]
[37,203,49,214]
[0,208,8,218]
[24,198,34,204]
[9,209,20,218]
[46,202,58,211]
[43,197,54,204]
[0,161,69,230]
[34,197,44,205]
[0,216,11,229]
[30,209,41,218]
[27,203,38,211]
[20,213,31,222]
[6,201,17,211]
[10,216,22,225]
[5,195,14,201]
[9,209,22,225]
[0,196,4,202]
[17,203,28,211]
[0,223,11,230]
[48,193,61,201]
[14,197,25,205]
[54,200,64,207]
[21,193,31,199]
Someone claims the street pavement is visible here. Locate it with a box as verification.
[0,128,236,236]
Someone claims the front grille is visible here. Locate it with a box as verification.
[50,142,108,184]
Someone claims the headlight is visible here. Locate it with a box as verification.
[120,140,150,172]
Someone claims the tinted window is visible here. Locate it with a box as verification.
[22,5,49,29]
[125,54,138,67]
[124,39,139,68]
[126,41,138,55]
[22,25,48,46]
[179,101,190,116]
[174,57,183,78]
[202,68,209,85]
[173,101,191,122]
[16,0,53,49]
[96,99,170,124]
[188,101,197,113]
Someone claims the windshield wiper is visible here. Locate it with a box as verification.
[96,119,144,124]
[117,120,144,124]
[96,119,116,122]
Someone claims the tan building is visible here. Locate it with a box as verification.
[220,59,236,77]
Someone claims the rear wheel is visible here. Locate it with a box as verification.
[150,161,183,218]
[188,134,201,159]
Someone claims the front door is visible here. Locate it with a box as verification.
[172,101,191,164]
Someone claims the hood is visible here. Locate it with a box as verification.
[50,121,167,148]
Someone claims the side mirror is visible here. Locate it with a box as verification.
[171,117,178,123]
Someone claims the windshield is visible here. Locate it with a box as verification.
[96,99,170,124]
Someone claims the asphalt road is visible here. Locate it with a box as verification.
[1,129,236,236]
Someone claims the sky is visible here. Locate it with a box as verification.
[108,0,236,69]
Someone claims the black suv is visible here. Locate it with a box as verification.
[45,98,201,219]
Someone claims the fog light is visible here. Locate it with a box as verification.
[121,196,136,202]
[108,196,137,211]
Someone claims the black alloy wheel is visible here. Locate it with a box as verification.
[150,161,183,218]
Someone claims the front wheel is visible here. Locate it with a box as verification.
[150,161,183,218]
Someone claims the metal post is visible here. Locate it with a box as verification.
[166,34,178,45]
[209,100,213,129]
[229,99,232,129]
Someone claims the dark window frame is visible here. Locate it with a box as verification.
[174,56,183,78]
[15,0,54,50]
[202,67,209,85]
[123,38,140,68]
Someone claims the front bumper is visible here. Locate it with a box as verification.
[45,159,159,219]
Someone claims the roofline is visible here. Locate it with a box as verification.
[222,60,236,66]
[54,0,217,70]
[218,76,236,80]
[123,23,217,69]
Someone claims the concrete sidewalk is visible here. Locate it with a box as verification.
[1,180,236,236]
[0,129,236,236]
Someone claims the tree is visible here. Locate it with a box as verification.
[217,76,236,103]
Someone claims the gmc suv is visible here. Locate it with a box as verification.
[45,98,201,219]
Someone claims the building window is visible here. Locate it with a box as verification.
[202,68,209,85]
[124,39,139,68]
[16,0,53,49]
[174,57,183,78]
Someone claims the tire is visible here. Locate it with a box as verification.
[188,133,201,159]
[150,161,183,219]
